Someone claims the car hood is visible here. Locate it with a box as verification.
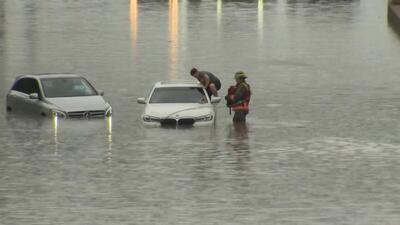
[46,96,108,112]
[144,103,213,118]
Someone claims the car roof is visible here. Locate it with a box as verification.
[154,80,203,88]
[16,73,84,80]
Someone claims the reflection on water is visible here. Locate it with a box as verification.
[53,114,58,137]
[227,122,250,150]
[226,122,250,171]
[285,0,358,21]
[217,0,222,29]
[169,0,179,80]
[129,0,138,49]
[231,122,249,141]
[258,0,264,42]
[105,116,113,172]
[0,1,4,93]
[52,115,59,156]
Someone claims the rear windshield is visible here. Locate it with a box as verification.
[149,87,207,103]
[41,77,97,98]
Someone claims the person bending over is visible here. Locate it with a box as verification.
[190,67,221,98]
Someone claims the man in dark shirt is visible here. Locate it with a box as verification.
[190,67,221,98]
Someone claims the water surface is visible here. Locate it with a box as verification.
[1,0,400,224]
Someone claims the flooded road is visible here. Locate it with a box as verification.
[1,0,400,224]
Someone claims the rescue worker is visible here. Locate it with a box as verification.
[225,71,251,122]
[190,67,221,98]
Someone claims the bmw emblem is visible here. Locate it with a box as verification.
[83,111,90,118]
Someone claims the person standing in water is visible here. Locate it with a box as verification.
[190,67,221,98]
[225,71,251,122]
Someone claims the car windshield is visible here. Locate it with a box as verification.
[40,77,97,98]
[149,87,207,103]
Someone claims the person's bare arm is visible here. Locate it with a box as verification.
[209,83,218,97]
[198,73,207,87]
[199,73,210,88]
[202,74,210,87]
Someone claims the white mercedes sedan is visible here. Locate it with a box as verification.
[6,74,112,118]
[137,81,221,127]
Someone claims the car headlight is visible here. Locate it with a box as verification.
[105,106,112,117]
[194,114,213,122]
[142,115,161,122]
[52,109,67,118]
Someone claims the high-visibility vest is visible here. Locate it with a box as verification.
[231,83,251,112]
[232,101,249,112]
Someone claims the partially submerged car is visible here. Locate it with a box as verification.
[137,81,221,127]
[6,74,112,118]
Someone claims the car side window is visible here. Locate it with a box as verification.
[12,78,41,97]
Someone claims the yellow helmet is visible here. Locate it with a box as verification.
[234,71,247,80]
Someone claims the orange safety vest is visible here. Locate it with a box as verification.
[229,83,251,112]
[232,101,249,112]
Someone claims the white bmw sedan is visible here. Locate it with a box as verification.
[137,81,221,127]
[6,74,112,118]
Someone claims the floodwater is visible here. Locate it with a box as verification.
[1,0,400,224]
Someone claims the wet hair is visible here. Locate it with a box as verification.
[190,68,198,76]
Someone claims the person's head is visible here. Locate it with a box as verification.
[190,68,199,78]
[234,71,247,82]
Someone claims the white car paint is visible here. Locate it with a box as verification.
[46,96,109,112]
[137,81,221,127]
[6,74,112,118]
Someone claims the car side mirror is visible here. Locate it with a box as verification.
[98,90,104,96]
[210,96,221,104]
[137,97,147,104]
[29,93,39,100]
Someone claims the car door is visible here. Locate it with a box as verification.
[7,78,44,115]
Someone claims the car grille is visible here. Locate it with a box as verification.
[67,110,105,118]
[161,118,195,127]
